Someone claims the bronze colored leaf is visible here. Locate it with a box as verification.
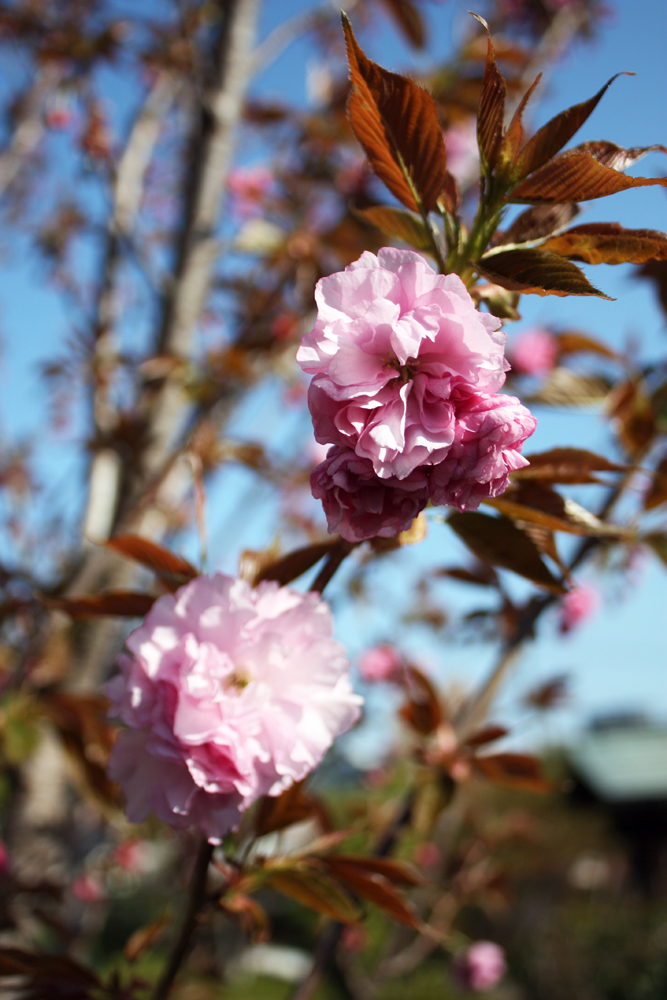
[555,331,617,360]
[254,540,339,587]
[517,73,629,179]
[576,140,667,171]
[105,534,197,589]
[475,247,610,298]
[541,223,667,266]
[435,564,499,587]
[323,855,422,887]
[343,14,447,212]
[485,483,630,538]
[48,591,156,619]
[256,780,330,837]
[377,0,424,48]
[607,379,656,455]
[512,447,626,484]
[266,869,360,923]
[124,914,169,963]
[0,947,100,988]
[220,893,271,943]
[355,205,433,251]
[400,664,442,735]
[471,13,506,174]
[644,455,667,510]
[472,752,554,793]
[523,674,569,711]
[501,202,580,245]
[511,150,667,204]
[635,259,667,317]
[503,72,542,166]
[529,368,610,407]
[463,724,509,748]
[45,693,121,811]
[513,523,567,577]
[447,511,565,591]
[646,533,667,569]
[324,860,421,928]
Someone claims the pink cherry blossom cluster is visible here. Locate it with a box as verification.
[106,574,362,843]
[298,249,536,541]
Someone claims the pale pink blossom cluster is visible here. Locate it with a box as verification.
[451,941,507,992]
[298,249,536,541]
[106,574,362,843]
[507,327,558,376]
[559,583,600,634]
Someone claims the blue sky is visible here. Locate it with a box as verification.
[0,0,666,761]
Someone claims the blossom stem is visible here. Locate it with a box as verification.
[309,538,355,595]
[150,838,214,1000]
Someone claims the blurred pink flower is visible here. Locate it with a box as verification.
[559,584,600,634]
[508,328,558,376]
[106,575,362,843]
[451,941,507,992]
[227,164,274,219]
[443,120,479,187]
[358,644,403,683]
[0,841,9,876]
[428,391,536,511]
[72,875,105,903]
[298,248,508,480]
[113,839,147,874]
[414,841,441,868]
[311,446,429,542]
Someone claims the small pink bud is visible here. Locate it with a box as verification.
[559,584,600,634]
[414,841,441,868]
[358,645,403,683]
[0,841,10,876]
[452,941,507,992]
[72,875,105,903]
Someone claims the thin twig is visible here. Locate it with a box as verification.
[309,539,356,594]
[150,838,215,1000]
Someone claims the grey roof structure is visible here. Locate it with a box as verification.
[569,725,667,803]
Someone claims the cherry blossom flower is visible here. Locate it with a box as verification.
[451,941,507,992]
[358,644,403,683]
[508,327,558,376]
[227,164,274,219]
[106,574,362,843]
[559,584,600,634]
[298,248,509,480]
[428,391,537,511]
[311,445,430,542]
